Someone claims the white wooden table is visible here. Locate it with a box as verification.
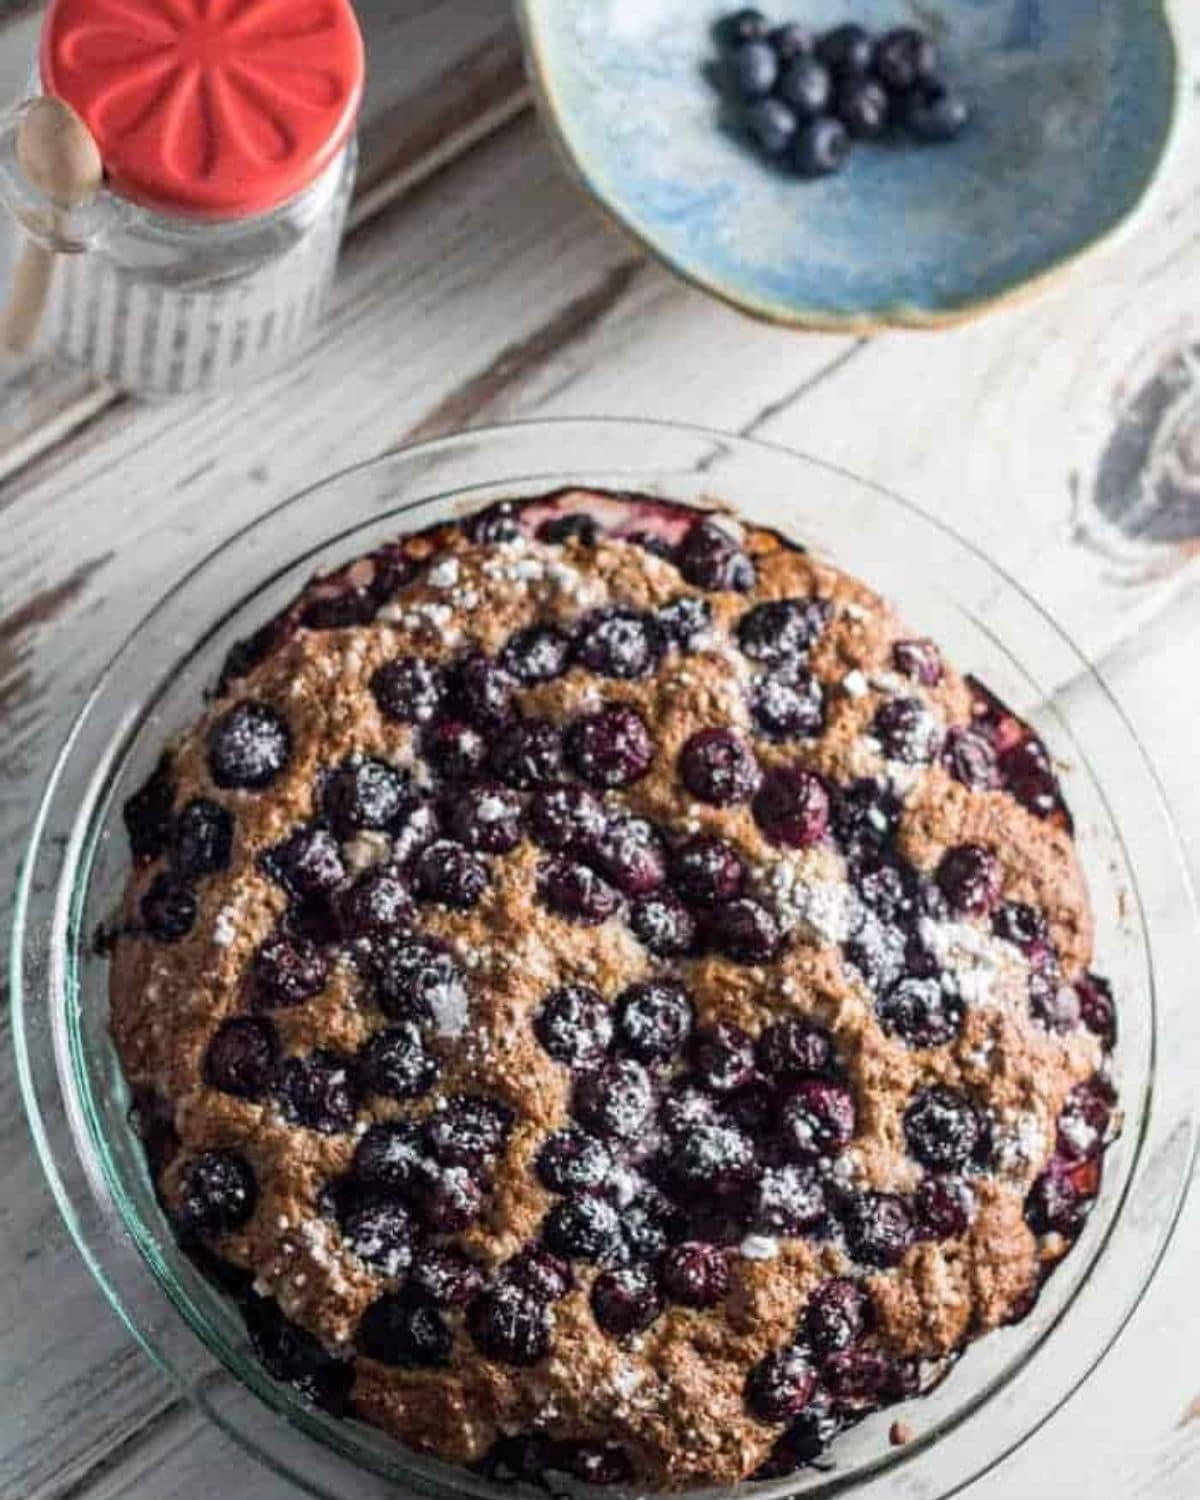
[2,2,1198,1497]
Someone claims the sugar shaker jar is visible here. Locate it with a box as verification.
[0,0,364,396]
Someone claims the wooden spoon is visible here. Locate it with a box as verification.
[0,96,103,354]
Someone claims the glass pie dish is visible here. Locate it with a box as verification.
[12,418,1199,1500]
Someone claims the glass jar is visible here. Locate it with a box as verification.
[0,0,364,396]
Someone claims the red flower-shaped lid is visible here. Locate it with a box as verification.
[41,0,364,220]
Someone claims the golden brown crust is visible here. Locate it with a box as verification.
[110,493,1109,1489]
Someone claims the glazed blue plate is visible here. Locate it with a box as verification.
[519,0,1179,329]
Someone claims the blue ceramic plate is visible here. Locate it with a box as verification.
[519,0,1179,329]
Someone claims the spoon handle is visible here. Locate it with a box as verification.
[1,237,55,353]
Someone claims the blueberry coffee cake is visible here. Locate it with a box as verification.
[111,491,1118,1489]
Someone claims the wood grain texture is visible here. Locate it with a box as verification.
[1,2,1198,1497]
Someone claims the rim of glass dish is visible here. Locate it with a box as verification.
[11,416,1198,1500]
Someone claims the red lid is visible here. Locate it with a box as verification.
[41,0,364,220]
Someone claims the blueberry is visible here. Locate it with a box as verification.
[278,1050,358,1134]
[662,1242,729,1307]
[535,984,614,1070]
[591,1265,663,1338]
[936,842,1001,916]
[336,866,413,942]
[565,705,654,788]
[707,897,783,965]
[1025,1164,1091,1237]
[252,932,329,1008]
[322,757,411,838]
[901,78,969,142]
[656,595,712,650]
[729,40,777,100]
[751,1164,826,1235]
[942,725,999,791]
[753,766,830,847]
[591,815,666,897]
[750,668,824,742]
[543,1194,626,1265]
[834,76,889,139]
[677,519,756,592]
[489,718,565,790]
[353,1120,426,1193]
[793,116,851,178]
[426,1094,512,1166]
[371,655,446,724]
[805,1277,868,1354]
[669,1121,758,1197]
[170,798,233,879]
[207,701,291,790]
[691,1022,756,1093]
[903,1086,983,1171]
[757,1019,835,1082]
[629,892,699,957]
[537,513,599,546]
[913,1175,974,1240]
[536,1130,615,1196]
[359,1289,451,1367]
[745,97,797,157]
[1076,972,1117,1050]
[500,625,573,685]
[140,873,196,942]
[390,799,440,868]
[770,23,814,61]
[357,1023,438,1100]
[992,900,1048,950]
[467,1282,550,1365]
[465,501,521,544]
[777,57,831,120]
[832,777,902,854]
[573,1058,655,1142]
[616,979,694,1063]
[780,1080,856,1159]
[538,857,622,925]
[263,823,345,901]
[660,1082,721,1138]
[123,756,174,861]
[718,8,767,46]
[671,834,746,908]
[622,1188,678,1261]
[176,1149,256,1237]
[822,1348,912,1407]
[876,975,964,1049]
[410,1246,485,1307]
[412,839,488,909]
[573,607,664,680]
[1056,1078,1114,1163]
[506,1246,575,1302]
[341,1197,414,1277]
[447,651,515,730]
[872,697,941,763]
[528,784,607,855]
[414,1161,484,1233]
[841,1191,913,1268]
[204,1016,278,1098]
[873,28,937,94]
[746,1346,818,1424]
[441,782,523,855]
[678,728,760,805]
[999,737,1060,819]
[371,934,466,1024]
[423,718,488,783]
[817,24,874,77]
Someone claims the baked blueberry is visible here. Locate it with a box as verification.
[662,1242,729,1307]
[341,1197,414,1277]
[750,668,824,741]
[1076,972,1117,1050]
[757,1019,834,1082]
[176,1149,257,1236]
[244,1295,352,1413]
[656,594,713,649]
[671,834,746,908]
[708,897,783,964]
[506,1246,575,1302]
[528,784,607,855]
[936,842,1001,916]
[677,519,756,592]
[414,1162,485,1233]
[566,705,654,788]
[426,1094,512,1166]
[753,766,830,847]
[942,725,999,790]
[871,697,941,764]
[537,513,599,546]
[357,1023,438,1100]
[123,756,174,861]
[538,858,622,925]
[336,866,413,941]
[668,1121,758,1197]
[841,1191,913,1268]
[140,873,196,942]
[913,1176,974,1240]
[359,1289,451,1367]
[322,757,411,838]
[751,1164,825,1235]
[410,1246,485,1307]
[500,624,572,684]
[1000,737,1060,818]
[746,1346,818,1424]
[278,1050,358,1134]
[252,932,329,1008]
[591,1265,663,1337]
[370,655,446,724]
[573,607,664,680]
[263,823,345,901]
[805,1277,868,1354]
[536,985,614,1069]
[467,1281,551,1366]
[780,1080,856,1159]
[573,1058,655,1142]
[170,798,233,878]
[412,839,488,909]
[903,1086,983,1171]
[465,501,521,543]
[691,1022,757,1093]
[536,1130,615,1196]
[679,728,760,805]
[630,892,699,957]
[371,934,466,1024]
[591,815,667,896]
[204,1016,278,1098]
[207,701,291,790]
[892,637,942,686]
[447,650,515,730]
[876,975,964,1048]
[544,1194,626,1265]
[424,718,488,783]
[353,1120,427,1194]
[616,979,694,1063]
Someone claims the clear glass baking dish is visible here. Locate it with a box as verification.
[12,418,1199,1500]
